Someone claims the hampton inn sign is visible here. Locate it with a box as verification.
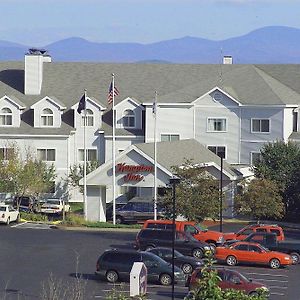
[116,163,154,182]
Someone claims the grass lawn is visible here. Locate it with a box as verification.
[70,202,84,214]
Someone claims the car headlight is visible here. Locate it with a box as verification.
[284,257,290,260]
[204,246,211,250]
[196,261,203,265]
[218,236,224,243]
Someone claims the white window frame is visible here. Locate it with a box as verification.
[160,134,180,142]
[81,109,94,127]
[41,108,54,127]
[37,148,56,162]
[250,152,262,165]
[78,149,98,161]
[0,107,12,126]
[207,145,227,159]
[122,109,135,128]
[251,118,270,133]
[207,117,227,132]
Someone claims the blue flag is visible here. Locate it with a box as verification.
[77,93,86,114]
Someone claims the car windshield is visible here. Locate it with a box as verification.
[46,200,60,205]
[195,224,206,232]
[260,245,269,252]
[230,270,250,283]
[0,206,6,211]
[185,232,199,242]
[143,252,169,265]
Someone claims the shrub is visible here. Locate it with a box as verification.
[20,212,48,222]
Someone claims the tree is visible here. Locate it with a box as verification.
[254,141,300,219]
[0,145,56,199]
[234,178,285,220]
[67,161,100,193]
[160,160,220,222]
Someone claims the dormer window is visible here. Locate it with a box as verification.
[81,109,94,127]
[0,107,12,126]
[123,109,135,128]
[41,108,53,126]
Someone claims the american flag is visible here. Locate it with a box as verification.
[107,81,120,105]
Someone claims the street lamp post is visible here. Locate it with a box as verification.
[169,176,180,300]
[220,156,223,232]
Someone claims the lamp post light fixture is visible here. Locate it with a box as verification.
[169,176,180,300]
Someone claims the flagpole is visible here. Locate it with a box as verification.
[154,91,158,220]
[83,89,87,221]
[112,74,116,225]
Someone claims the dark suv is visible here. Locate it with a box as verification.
[95,248,186,285]
[135,229,214,259]
[115,198,164,224]
[13,196,37,212]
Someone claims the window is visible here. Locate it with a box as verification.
[123,109,135,128]
[251,119,270,133]
[234,244,249,251]
[81,109,94,126]
[0,107,12,126]
[207,118,227,132]
[208,146,226,159]
[161,134,180,142]
[78,149,97,161]
[239,228,253,236]
[270,229,281,236]
[251,152,262,165]
[37,149,56,161]
[41,108,53,126]
[0,148,14,160]
[255,228,267,233]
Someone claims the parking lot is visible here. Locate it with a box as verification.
[0,222,299,299]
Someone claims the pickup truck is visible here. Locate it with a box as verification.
[40,198,70,215]
[224,232,300,264]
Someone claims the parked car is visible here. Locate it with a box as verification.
[115,197,164,224]
[223,223,285,241]
[187,267,269,297]
[0,204,19,224]
[95,248,187,285]
[143,219,224,247]
[40,198,70,215]
[146,247,204,274]
[224,232,300,264]
[216,241,292,269]
[135,229,214,259]
[13,196,37,213]
[106,202,126,220]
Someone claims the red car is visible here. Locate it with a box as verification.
[187,267,269,297]
[216,241,292,269]
[223,224,285,241]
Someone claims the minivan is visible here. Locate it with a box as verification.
[135,229,214,259]
[95,248,186,285]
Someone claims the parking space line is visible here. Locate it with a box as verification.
[270,292,286,296]
[268,286,288,289]
[250,278,288,283]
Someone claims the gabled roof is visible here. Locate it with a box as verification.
[1,95,26,109]
[30,96,66,110]
[134,139,238,179]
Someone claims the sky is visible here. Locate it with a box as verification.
[1,0,300,46]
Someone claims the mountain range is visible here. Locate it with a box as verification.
[1,26,300,64]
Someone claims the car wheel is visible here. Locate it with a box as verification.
[182,263,193,274]
[290,252,300,264]
[269,258,281,269]
[6,217,10,225]
[192,248,203,259]
[145,245,155,251]
[115,216,123,224]
[249,291,259,297]
[159,273,172,286]
[226,255,237,266]
[106,270,119,283]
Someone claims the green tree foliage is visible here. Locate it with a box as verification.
[0,145,56,197]
[160,160,220,222]
[254,141,300,220]
[67,161,100,193]
[186,258,269,300]
[234,178,285,220]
